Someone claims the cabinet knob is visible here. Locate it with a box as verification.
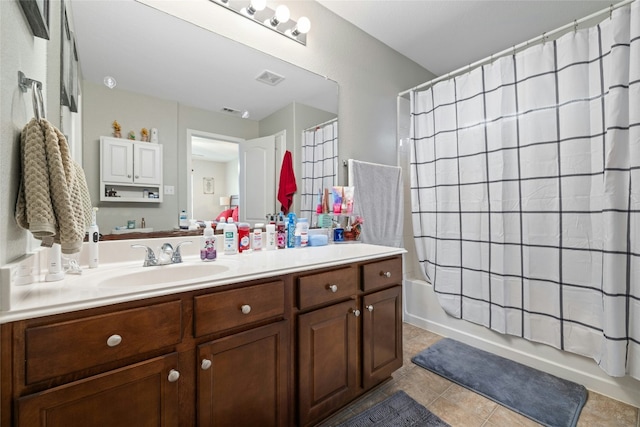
[241,304,252,315]
[106,334,122,347]
[201,359,212,370]
[327,284,338,293]
[366,305,374,312]
[352,309,361,317]
[168,369,180,382]
[127,174,132,178]
[381,271,391,278]
[135,175,139,179]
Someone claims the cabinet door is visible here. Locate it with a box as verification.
[362,286,403,389]
[197,321,289,427]
[17,353,180,427]
[298,300,358,427]
[134,142,162,185]
[101,138,133,183]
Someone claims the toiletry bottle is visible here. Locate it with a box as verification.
[201,221,216,261]
[287,212,297,248]
[265,223,276,250]
[276,215,286,249]
[216,217,226,232]
[252,223,263,251]
[298,217,309,247]
[141,217,146,228]
[88,207,99,268]
[238,222,250,252]
[223,221,238,255]
[179,210,188,229]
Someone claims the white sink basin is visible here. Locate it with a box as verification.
[98,263,229,288]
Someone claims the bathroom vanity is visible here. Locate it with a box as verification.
[0,242,404,426]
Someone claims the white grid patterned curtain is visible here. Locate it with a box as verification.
[410,2,639,379]
[300,120,339,222]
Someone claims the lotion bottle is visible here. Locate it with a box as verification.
[265,223,276,250]
[223,221,238,255]
[88,207,99,268]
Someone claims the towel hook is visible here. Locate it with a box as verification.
[18,71,45,120]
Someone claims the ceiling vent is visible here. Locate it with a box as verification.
[221,107,241,115]
[256,70,285,86]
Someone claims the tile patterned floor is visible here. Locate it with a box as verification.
[317,323,640,427]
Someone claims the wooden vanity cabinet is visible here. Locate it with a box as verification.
[1,253,402,427]
[197,321,289,427]
[4,297,184,427]
[296,256,403,427]
[194,279,290,427]
[16,353,180,427]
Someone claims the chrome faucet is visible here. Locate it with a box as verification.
[132,241,192,267]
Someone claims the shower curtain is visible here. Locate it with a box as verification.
[300,120,338,222]
[410,1,639,379]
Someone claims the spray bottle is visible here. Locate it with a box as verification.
[88,207,99,268]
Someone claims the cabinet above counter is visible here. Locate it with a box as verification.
[100,136,163,203]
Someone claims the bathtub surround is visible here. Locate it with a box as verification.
[412,338,587,427]
[409,1,639,381]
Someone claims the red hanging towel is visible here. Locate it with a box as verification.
[277,150,297,214]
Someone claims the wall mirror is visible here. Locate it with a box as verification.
[70,0,338,234]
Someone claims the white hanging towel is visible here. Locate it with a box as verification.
[348,159,403,247]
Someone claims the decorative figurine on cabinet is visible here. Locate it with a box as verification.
[128,131,136,140]
[140,128,149,142]
[112,120,122,138]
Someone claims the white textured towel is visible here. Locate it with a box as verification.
[348,159,403,247]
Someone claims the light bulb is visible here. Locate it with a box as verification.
[103,76,117,89]
[297,16,311,34]
[275,5,290,23]
[251,0,266,11]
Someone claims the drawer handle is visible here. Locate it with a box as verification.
[168,369,180,383]
[106,334,122,347]
[352,309,361,317]
[381,271,391,278]
[241,304,252,315]
[366,305,374,312]
[201,359,212,370]
[327,284,338,293]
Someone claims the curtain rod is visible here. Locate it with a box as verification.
[304,117,338,132]
[399,0,635,96]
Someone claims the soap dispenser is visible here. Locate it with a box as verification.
[201,221,216,261]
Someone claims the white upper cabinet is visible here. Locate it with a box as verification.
[100,136,163,202]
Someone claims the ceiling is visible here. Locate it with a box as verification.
[317,0,614,76]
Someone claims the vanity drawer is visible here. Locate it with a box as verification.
[362,257,402,292]
[194,280,285,337]
[25,300,182,385]
[297,266,358,310]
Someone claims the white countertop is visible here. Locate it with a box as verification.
[1,243,405,323]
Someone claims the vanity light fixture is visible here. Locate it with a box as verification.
[210,0,310,45]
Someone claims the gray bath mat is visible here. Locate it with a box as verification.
[412,338,587,427]
[336,390,449,427]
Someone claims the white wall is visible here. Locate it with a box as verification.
[191,158,232,221]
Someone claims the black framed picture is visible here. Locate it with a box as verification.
[60,5,71,108]
[19,0,50,40]
[69,33,78,112]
